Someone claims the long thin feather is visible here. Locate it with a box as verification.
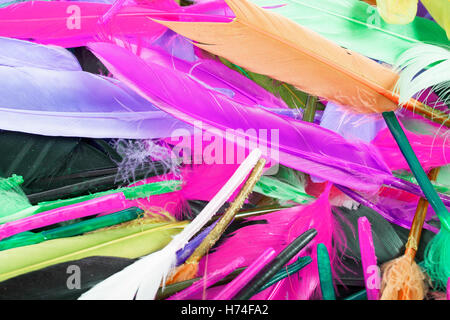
[79,149,261,300]
[394,44,450,106]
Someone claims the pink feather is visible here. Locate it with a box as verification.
[197,184,347,300]
[358,216,380,300]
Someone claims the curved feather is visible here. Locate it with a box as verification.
[88,41,396,192]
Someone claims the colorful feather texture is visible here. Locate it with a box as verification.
[248,0,448,65]
[198,184,346,300]
[0,1,230,47]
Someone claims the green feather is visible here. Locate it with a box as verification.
[250,0,448,65]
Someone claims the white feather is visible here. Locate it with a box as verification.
[79,148,262,300]
[394,44,450,105]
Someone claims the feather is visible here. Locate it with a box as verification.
[0,2,166,47]
[372,126,450,171]
[154,0,400,114]
[198,184,344,300]
[116,40,289,109]
[0,1,232,47]
[88,41,397,192]
[0,36,81,70]
[248,0,448,65]
[394,44,450,106]
[0,38,191,139]
[358,216,380,300]
[79,149,261,300]
[376,0,418,25]
[0,218,187,282]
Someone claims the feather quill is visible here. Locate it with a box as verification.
[79,149,261,300]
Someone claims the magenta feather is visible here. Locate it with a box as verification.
[0,1,229,47]
[372,127,450,171]
[88,42,396,193]
[358,216,380,300]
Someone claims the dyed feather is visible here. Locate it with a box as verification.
[422,0,450,39]
[0,2,171,47]
[154,0,400,114]
[0,218,187,282]
[394,44,450,106]
[0,36,81,70]
[0,38,191,139]
[89,41,397,193]
[198,184,344,300]
[115,40,289,109]
[79,149,261,300]
[249,0,448,65]
[0,1,235,47]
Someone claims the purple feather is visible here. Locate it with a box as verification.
[88,42,397,192]
[0,38,192,139]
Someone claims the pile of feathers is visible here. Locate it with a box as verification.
[0,0,448,300]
